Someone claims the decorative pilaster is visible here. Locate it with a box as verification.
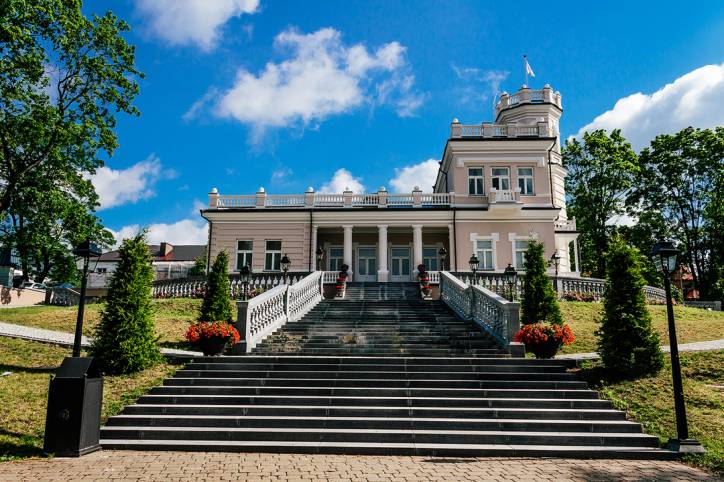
[412,224,423,273]
[378,225,389,282]
[342,225,353,277]
[447,224,455,271]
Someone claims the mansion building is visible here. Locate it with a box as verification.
[202,85,580,281]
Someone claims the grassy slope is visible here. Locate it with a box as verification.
[0,337,176,462]
[559,302,724,354]
[0,299,206,348]
[579,350,724,475]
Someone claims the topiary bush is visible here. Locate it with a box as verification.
[521,238,563,325]
[91,232,161,374]
[199,250,233,322]
[597,235,664,379]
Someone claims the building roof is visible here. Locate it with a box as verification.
[98,244,205,263]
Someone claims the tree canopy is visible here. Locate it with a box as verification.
[0,0,141,281]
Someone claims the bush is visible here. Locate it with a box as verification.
[90,232,161,374]
[199,251,233,322]
[521,239,563,325]
[597,236,664,378]
[188,256,207,276]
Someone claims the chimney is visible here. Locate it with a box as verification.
[159,242,173,256]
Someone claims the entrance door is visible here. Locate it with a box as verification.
[390,247,411,281]
[356,247,377,282]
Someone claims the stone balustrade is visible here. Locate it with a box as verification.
[450,122,549,139]
[495,86,563,115]
[151,272,310,299]
[554,219,577,231]
[236,271,323,352]
[440,271,520,346]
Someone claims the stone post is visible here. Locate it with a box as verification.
[412,186,422,208]
[343,188,353,208]
[208,187,220,208]
[234,300,250,354]
[304,187,315,207]
[450,118,461,138]
[377,186,388,208]
[255,187,266,208]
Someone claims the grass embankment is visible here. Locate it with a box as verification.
[0,298,206,348]
[559,301,724,354]
[579,350,724,475]
[0,337,176,462]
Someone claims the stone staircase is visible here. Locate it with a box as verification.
[100,282,675,458]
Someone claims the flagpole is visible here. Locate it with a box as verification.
[523,54,528,87]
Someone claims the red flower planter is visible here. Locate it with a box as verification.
[198,336,229,356]
[513,323,574,359]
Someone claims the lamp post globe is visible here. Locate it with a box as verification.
[438,246,447,271]
[503,263,518,301]
[650,240,704,453]
[240,264,251,300]
[468,253,479,285]
[315,246,324,271]
[280,254,291,284]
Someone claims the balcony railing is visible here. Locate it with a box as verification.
[211,190,455,209]
[554,219,577,231]
[495,86,563,115]
[451,122,548,139]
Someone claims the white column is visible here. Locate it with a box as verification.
[377,225,389,282]
[342,225,353,276]
[310,225,318,271]
[412,224,423,273]
[573,237,580,274]
[447,223,455,272]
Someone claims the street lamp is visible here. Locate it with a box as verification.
[315,246,324,271]
[503,263,518,301]
[468,253,479,285]
[650,240,705,454]
[71,239,102,357]
[240,264,251,300]
[550,251,561,293]
[438,246,447,271]
[280,254,291,284]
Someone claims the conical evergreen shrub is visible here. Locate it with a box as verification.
[597,236,664,378]
[521,239,563,325]
[91,232,161,374]
[199,250,233,322]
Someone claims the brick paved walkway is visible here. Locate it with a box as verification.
[0,451,719,481]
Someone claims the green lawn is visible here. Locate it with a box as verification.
[0,298,206,348]
[560,301,724,354]
[578,350,724,475]
[0,337,176,462]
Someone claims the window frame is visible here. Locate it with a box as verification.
[491,167,511,191]
[513,239,529,269]
[517,167,535,195]
[327,245,344,272]
[235,240,253,271]
[468,167,485,196]
[264,240,282,271]
[474,239,496,271]
[422,246,439,271]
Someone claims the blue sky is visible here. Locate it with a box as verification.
[84,0,724,245]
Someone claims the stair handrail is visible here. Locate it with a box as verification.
[440,271,520,346]
[236,271,323,352]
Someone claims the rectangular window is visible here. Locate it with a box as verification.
[328,246,343,271]
[514,240,529,269]
[422,247,438,271]
[491,167,510,191]
[236,240,253,270]
[518,167,534,195]
[264,240,282,271]
[475,240,495,270]
[468,168,484,195]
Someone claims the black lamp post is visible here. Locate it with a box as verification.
[240,264,251,300]
[315,246,324,271]
[650,240,705,454]
[280,254,291,284]
[468,253,479,285]
[438,246,447,271]
[550,251,561,293]
[71,239,102,357]
[503,263,518,301]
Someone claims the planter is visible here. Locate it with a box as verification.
[527,338,563,359]
[198,336,229,356]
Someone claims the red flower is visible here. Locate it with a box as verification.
[185,321,241,345]
[513,323,575,346]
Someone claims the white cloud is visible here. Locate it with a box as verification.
[111,219,208,248]
[452,65,509,107]
[134,0,260,51]
[214,27,423,134]
[389,159,440,193]
[271,167,293,184]
[90,155,172,210]
[319,168,365,193]
[574,63,724,150]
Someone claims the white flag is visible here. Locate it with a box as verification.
[525,57,536,78]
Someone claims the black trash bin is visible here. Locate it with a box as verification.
[43,357,103,456]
